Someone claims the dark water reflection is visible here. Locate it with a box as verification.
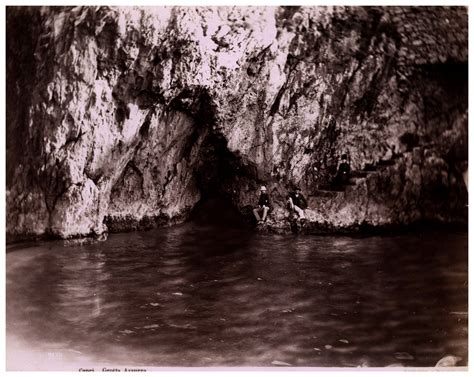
[6,222,468,369]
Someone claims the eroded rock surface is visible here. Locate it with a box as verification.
[6,6,468,239]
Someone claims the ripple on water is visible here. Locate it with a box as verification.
[6,227,468,369]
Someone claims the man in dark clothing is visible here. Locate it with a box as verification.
[253,185,271,223]
[332,154,350,189]
[287,187,308,220]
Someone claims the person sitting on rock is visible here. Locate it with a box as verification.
[253,185,271,224]
[287,187,308,221]
[332,154,350,189]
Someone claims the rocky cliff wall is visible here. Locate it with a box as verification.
[6,6,468,239]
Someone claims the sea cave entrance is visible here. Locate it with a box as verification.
[190,131,255,228]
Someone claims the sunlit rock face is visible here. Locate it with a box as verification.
[6,6,468,239]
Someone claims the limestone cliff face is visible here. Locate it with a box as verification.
[6,6,468,239]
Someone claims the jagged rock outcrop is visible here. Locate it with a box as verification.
[6,6,468,239]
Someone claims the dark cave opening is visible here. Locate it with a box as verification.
[166,87,258,228]
[189,197,249,228]
[194,132,235,200]
[165,82,266,228]
[191,131,256,227]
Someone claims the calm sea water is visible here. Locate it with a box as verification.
[6,220,468,370]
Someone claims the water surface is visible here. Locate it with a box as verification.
[6,222,468,370]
